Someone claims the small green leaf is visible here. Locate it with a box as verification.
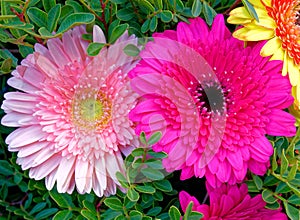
[146,159,163,169]
[0,160,14,175]
[191,0,202,17]
[202,1,216,26]
[153,180,172,192]
[83,200,96,213]
[116,172,129,188]
[287,163,298,181]
[140,132,147,145]
[49,189,74,208]
[148,132,162,145]
[104,197,123,211]
[29,202,47,215]
[149,16,158,32]
[188,211,204,220]
[154,0,163,9]
[129,210,143,220]
[47,4,61,32]
[135,185,156,194]
[140,0,155,13]
[252,175,263,190]
[184,201,194,218]
[276,182,291,193]
[241,0,259,22]
[1,58,12,73]
[271,148,278,171]
[109,24,128,44]
[87,42,106,56]
[147,150,167,159]
[264,175,280,186]
[38,27,53,37]
[66,0,84,12]
[27,7,48,27]
[146,206,162,216]
[117,8,135,21]
[169,206,181,220]
[127,188,140,202]
[80,210,97,220]
[262,189,277,204]
[141,168,165,181]
[123,44,140,57]
[35,208,58,220]
[57,13,95,33]
[284,202,300,220]
[42,0,56,12]
[280,149,289,176]
[160,10,173,23]
[265,201,280,210]
[141,19,150,33]
[288,194,300,205]
[52,210,73,220]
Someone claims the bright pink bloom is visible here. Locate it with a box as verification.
[179,183,287,219]
[129,15,296,187]
[1,26,139,196]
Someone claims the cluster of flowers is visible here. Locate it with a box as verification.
[1,0,299,218]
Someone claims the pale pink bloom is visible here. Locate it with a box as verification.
[179,183,287,220]
[129,15,296,187]
[1,25,139,197]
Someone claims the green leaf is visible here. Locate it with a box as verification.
[169,206,181,220]
[146,207,162,216]
[1,58,12,73]
[135,185,156,194]
[276,182,291,193]
[141,19,150,33]
[0,160,14,175]
[191,0,202,17]
[184,201,194,218]
[154,0,163,9]
[87,42,106,56]
[284,202,300,220]
[35,208,58,220]
[83,200,96,213]
[131,148,145,157]
[262,189,277,204]
[141,168,165,181]
[264,175,280,186]
[241,0,259,22]
[42,0,56,12]
[188,211,204,220]
[288,163,298,181]
[129,210,143,220]
[47,4,61,32]
[104,197,123,211]
[140,132,147,145]
[149,16,158,32]
[127,188,140,202]
[252,175,263,190]
[58,5,74,24]
[66,0,84,12]
[80,210,97,220]
[139,0,155,13]
[280,149,289,176]
[147,150,167,159]
[109,24,128,44]
[271,148,278,171]
[145,159,163,169]
[117,8,135,21]
[38,27,53,37]
[116,172,129,188]
[29,202,47,215]
[52,210,73,220]
[288,194,300,205]
[57,13,95,33]
[18,45,34,58]
[265,201,280,210]
[27,7,48,27]
[49,190,74,208]
[202,1,216,26]
[153,180,172,192]
[160,10,173,23]
[123,44,140,57]
[148,132,162,145]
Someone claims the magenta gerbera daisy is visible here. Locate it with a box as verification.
[179,183,287,219]
[129,14,296,187]
[1,25,139,197]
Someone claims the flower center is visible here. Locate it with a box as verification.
[71,90,112,132]
[193,80,227,115]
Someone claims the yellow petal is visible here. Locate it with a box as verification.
[248,0,268,8]
[233,26,274,41]
[270,46,284,61]
[228,7,252,24]
[282,51,289,76]
[287,56,300,86]
[260,36,282,56]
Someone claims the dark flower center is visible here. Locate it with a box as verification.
[296,11,300,26]
[194,81,227,115]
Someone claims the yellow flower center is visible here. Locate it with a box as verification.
[266,0,300,64]
[71,89,112,132]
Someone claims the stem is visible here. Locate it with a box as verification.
[223,0,241,15]
[287,127,300,154]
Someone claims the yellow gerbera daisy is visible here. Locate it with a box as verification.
[227,0,300,110]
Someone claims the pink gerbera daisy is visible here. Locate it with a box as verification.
[129,15,296,187]
[1,25,139,197]
[179,183,287,219]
